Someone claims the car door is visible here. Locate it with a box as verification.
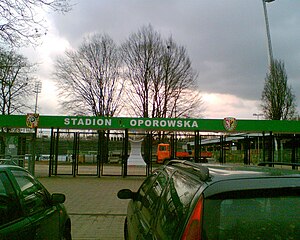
[153,171,201,239]
[128,171,168,239]
[11,169,61,240]
[0,170,35,240]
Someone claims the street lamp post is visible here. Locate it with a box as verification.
[262,0,275,66]
[33,81,42,114]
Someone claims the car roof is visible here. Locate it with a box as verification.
[165,160,300,197]
[0,165,26,171]
[166,160,300,181]
[206,164,300,181]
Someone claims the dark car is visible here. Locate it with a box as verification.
[0,165,71,240]
[118,160,300,240]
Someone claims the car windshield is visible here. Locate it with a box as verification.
[203,188,300,240]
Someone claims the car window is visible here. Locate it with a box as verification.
[159,145,167,151]
[203,188,300,240]
[0,172,22,226]
[11,170,50,215]
[0,178,6,194]
[139,172,168,223]
[155,171,200,239]
[136,173,157,210]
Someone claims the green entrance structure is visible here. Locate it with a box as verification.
[1,114,300,177]
[1,114,300,133]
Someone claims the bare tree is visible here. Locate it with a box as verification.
[261,59,296,120]
[0,0,72,47]
[121,25,202,118]
[54,34,123,117]
[154,37,202,118]
[0,48,35,115]
[121,25,162,118]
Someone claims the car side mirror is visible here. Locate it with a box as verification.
[117,189,136,200]
[51,193,66,204]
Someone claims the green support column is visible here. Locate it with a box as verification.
[194,131,199,163]
[28,128,37,176]
[97,130,101,178]
[48,128,54,177]
[123,129,129,177]
[54,129,60,176]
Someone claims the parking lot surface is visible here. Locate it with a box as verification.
[38,175,144,240]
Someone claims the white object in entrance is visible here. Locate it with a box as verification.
[128,138,146,166]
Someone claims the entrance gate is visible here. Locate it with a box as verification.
[49,130,76,176]
[101,131,124,176]
[49,130,129,177]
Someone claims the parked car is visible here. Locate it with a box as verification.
[0,165,71,240]
[118,160,300,240]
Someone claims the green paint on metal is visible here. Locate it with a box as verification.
[0,115,300,133]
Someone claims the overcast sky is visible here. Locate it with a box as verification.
[22,0,300,119]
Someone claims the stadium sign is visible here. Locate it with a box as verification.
[1,115,300,133]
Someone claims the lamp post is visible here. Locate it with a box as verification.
[33,81,42,114]
[262,0,275,66]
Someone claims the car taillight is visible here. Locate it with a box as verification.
[181,195,203,240]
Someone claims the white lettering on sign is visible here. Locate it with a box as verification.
[129,119,198,129]
[64,118,112,127]
[64,117,198,129]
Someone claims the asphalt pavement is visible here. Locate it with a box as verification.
[38,173,144,239]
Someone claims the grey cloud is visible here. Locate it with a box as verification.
[49,0,300,111]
